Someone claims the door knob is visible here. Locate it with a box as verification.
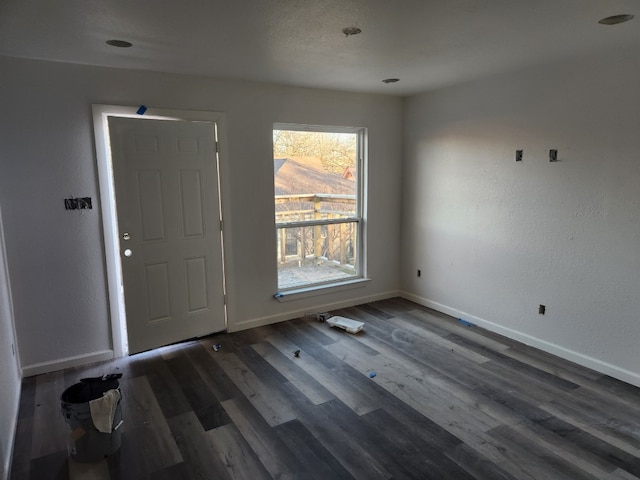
[122,232,131,240]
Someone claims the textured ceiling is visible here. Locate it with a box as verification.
[1,0,639,96]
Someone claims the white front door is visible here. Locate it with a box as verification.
[108,116,226,354]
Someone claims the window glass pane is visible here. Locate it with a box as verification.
[276,222,358,290]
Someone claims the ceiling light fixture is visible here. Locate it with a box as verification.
[342,26,362,37]
[382,78,400,84]
[106,39,133,48]
[598,14,634,25]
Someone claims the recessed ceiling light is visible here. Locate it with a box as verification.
[342,26,362,37]
[382,78,400,84]
[598,14,634,25]
[106,39,133,48]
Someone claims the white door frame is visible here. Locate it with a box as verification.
[93,104,231,357]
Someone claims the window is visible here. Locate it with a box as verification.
[274,124,365,291]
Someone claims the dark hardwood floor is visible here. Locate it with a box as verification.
[9,298,640,479]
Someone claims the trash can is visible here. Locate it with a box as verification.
[60,373,123,462]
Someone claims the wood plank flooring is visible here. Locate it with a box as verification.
[9,298,640,479]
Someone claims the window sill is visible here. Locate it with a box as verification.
[273,277,371,303]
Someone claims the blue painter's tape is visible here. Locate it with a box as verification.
[136,105,147,115]
[458,318,474,327]
[273,292,283,299]
[368,371,377,378]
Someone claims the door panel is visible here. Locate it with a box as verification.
[180,170,205,236]
[108,117,225,354]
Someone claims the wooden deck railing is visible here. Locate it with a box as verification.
[275,194,357,266]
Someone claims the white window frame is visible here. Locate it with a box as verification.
[273,123,368,298]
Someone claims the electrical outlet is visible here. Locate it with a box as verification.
[539,304,546,315]
[515,149,523,162]
[417,269,421,278]
[549,149,558,162]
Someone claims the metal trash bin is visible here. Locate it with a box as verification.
[60,374,123,462]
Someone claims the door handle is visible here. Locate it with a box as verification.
[122,232,131,240]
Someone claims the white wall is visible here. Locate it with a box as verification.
[0,203,21,480]
[401,46,640,386]
[0,56,402,374]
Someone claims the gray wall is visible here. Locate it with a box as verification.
[0,55,403,374]
[0,203,20,480]
[401,46,640,386]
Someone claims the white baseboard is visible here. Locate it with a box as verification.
[21,350,114,378]
[401,291,640,388]
[229,289,401,333]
